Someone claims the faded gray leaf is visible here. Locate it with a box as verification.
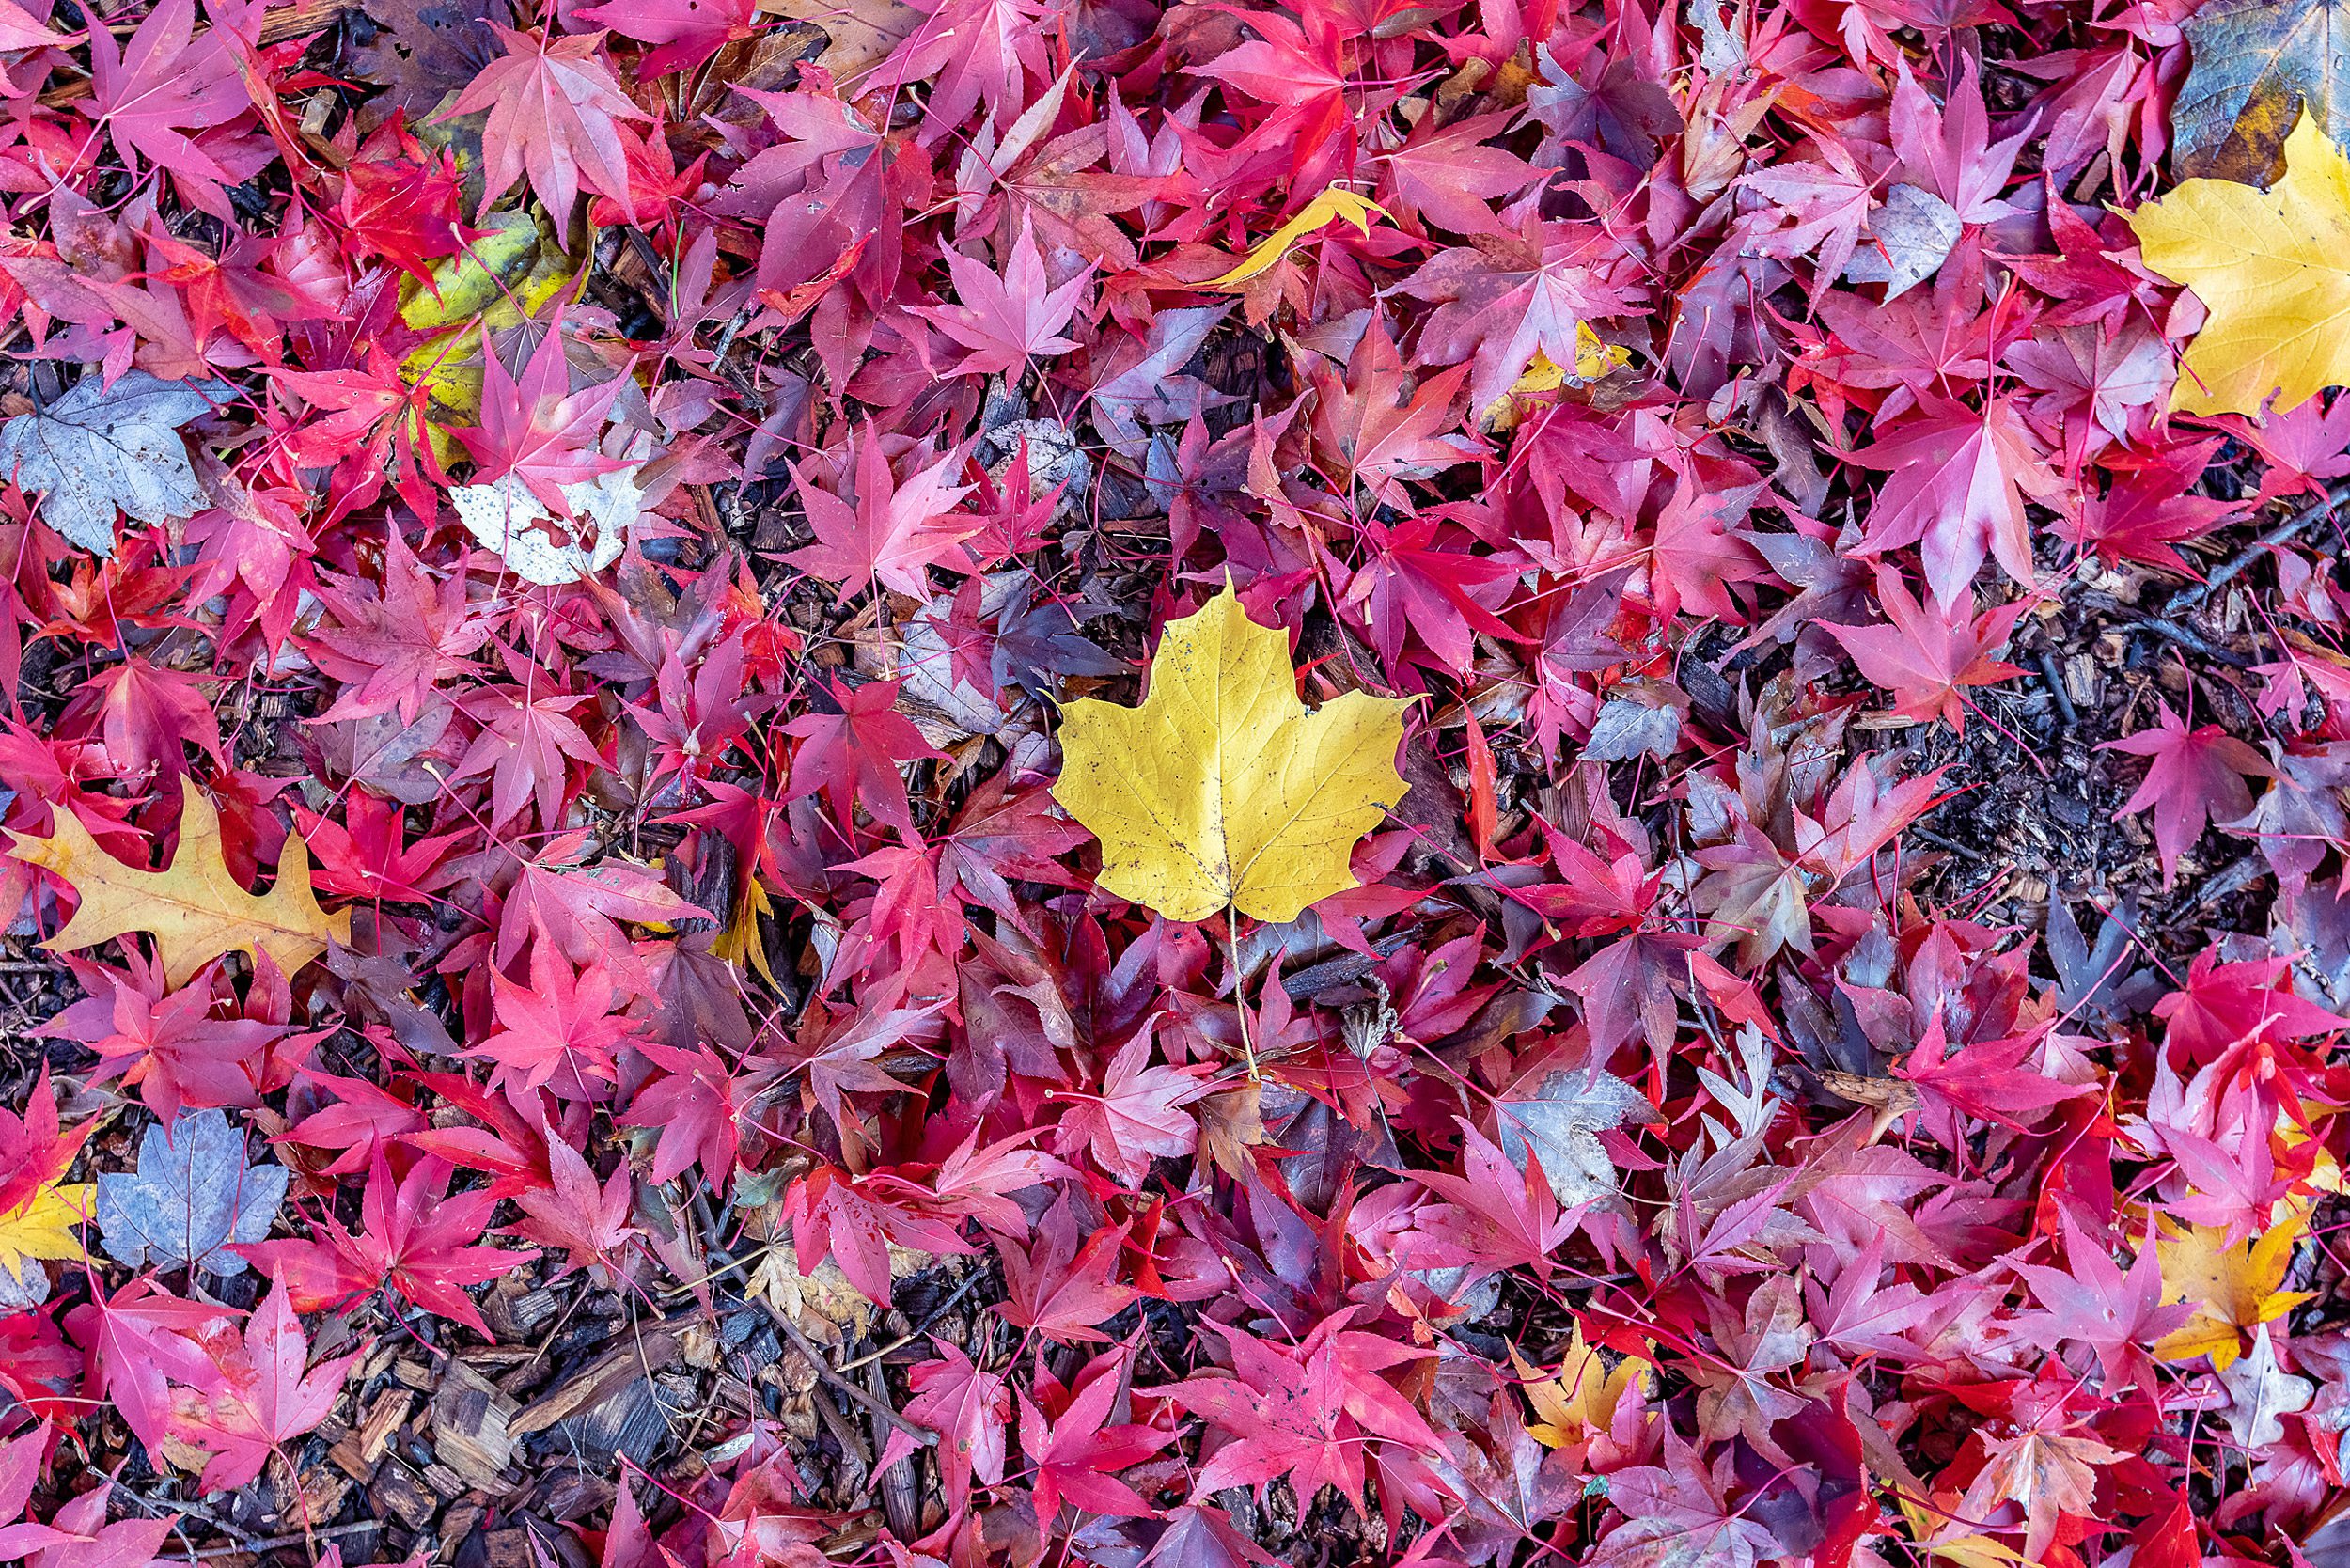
[1584,698,1682,761]
[0,370,229,555]
[1495,1065,1662,1206]
[97,1108,288,1276]
[1842,183,1961,303]
[2220,1325,2314,1449]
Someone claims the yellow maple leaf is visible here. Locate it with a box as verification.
[2127,108,2350,416]
[1481,327,1636,431]
[1052,586,1411,924]
[2154,1204,2313,1370]
[1206,185,1389,290]
[0,1176,93,1300]
[1512,1325,1652,1446]
[9,777,352,988]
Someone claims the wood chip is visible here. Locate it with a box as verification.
[368,1457,441,1531]
[431,1359,521,1491]
[509,1326,683,1436]
[358,1388,414,1465]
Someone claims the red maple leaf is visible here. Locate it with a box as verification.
[783,424,979,599]
[576,0,758,75]
[1825,569,2024,732]
[2101,703,2273,886]
[905,219,1091,377]
[502,1129,641,1284]
[904,1340,1010,1513]
[235,1152,536,1337]
[625,1040,783,1187]
[1849,394,2069,606]
[1019,1348,1175,1520]
[783,678,947,840]
[165,1278,359,1494]
[1161,1312,1444,1509]
[457,321,633,513]
[995,1191,1139,1342]
[447,24,647,221]
[1050,1027,1210,1186]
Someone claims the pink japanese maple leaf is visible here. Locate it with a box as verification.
[39,953,291,1122]
[1331,516,1521,675]
[905,1341,1010,1513]
[783,678,948,839]
[234,1152,536,1337]
[1307,320,1473,508]
[0,1481,180,1568]
[457,322,632,514]
[1588,1432,1780,1568]
[1850,394,2070,606]
[470,935,634,1099]
[1411,1123,1580,1286]
[2009,1215,2192,1391]
[995,1192,1139,1342]
[79,0,258,214]
[784,425,979,599]
[306,525,495,724]
[2101,702,2273,886]
[166,1277,359,1494]
[494,838,711,988]
[1825,569,2024,733]
[450,677,608,832]
[1375,110,1542,237]
[1020,1350,1175,1520]
[625,1039,783,1187]
[1163,1312,1444,1510]
[906,219,1091,377]
[776,1163,975,1302]
[1051,1027,1210,1185]
[577,0,758,75]
[502,1129,640,1284]
[447,25,647,221]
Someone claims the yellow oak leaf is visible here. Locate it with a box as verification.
[1052,586,1411,923]
[2154,1204,2313,1370]
[1206,185,1389,290]
[1513,1325,1652,1447]
[2127,108,2350,416]
[0,1176,92,1299]
[9,777,352,988]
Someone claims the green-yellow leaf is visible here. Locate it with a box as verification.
[2127,108,2350,416]
[1052,587,1411,924]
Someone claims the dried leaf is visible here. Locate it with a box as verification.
[0,372,229,555]
[9,778,352,987]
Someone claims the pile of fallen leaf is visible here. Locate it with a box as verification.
[8,0,2350,1564]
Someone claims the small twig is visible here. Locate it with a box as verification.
[835,1266,990,1372]
[760,1300,939,1448]
[188,1519,382,1560]
[2171,479,2350,614]
[2076,588,2253,667]
[2035,651,2077,729]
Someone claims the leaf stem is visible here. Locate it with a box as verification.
[1226,903,1259,1081]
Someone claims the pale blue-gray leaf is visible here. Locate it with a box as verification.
[96,1109,287,1276]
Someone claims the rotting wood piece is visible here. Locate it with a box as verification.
[431,1360,522,1490]
[509,1318,698,1436]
